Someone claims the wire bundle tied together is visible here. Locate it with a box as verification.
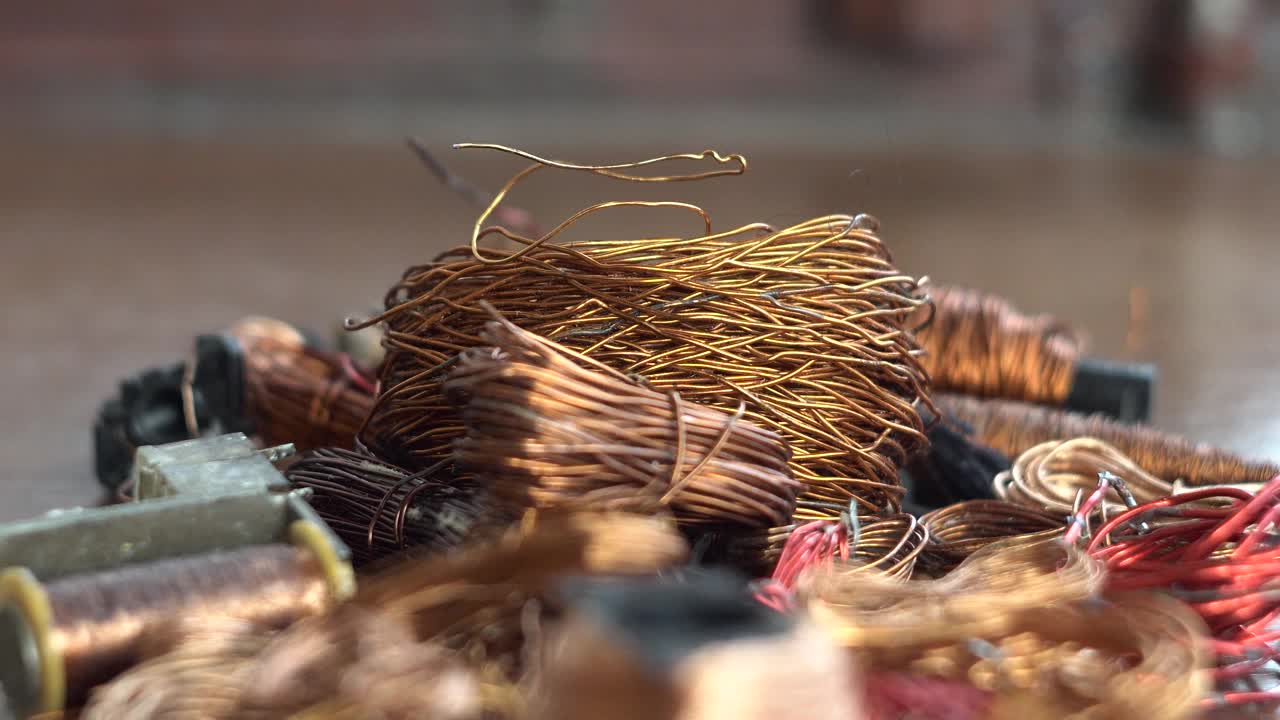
[444,314,801,528]
[915,285,1081,405]
[1082,474,1280,709]
[235,333,377,452]
[938,393,1280,487]
[355,144,932,522]
[995,438,1173,517]
[919,500,1064,573]
[285,447,484,565]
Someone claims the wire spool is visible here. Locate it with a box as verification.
[285,447,485,565]
[355,145,931,529]
[937,393,1280,487]
[916,285,1082,406]
[918,500,1063,574]
[445,315,801,530]
[0,521,354,718]
[994,438,1173,517]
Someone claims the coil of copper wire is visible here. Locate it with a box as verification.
[355,144,932,531]
[444,314,800,530]
[918,499,1063,573]
[937,392,1279,487]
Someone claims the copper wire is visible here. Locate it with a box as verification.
[354,145,932,527]
[284,447,485,565]
[918,500,1064,573]
[236,335,377,452]
[444,315,801,529]
[39,544,335,706]
[938,392,1280,487]
[995,438,1174,516]
[915,285,1082,405]
[734,513,928,580]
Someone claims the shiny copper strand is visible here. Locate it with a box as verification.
[916,285,1081,404]
[806,541,1206,719]
[47,544,333,705]
[995,438,1173,516]
[285,446,484,565]
[919,499,1063,573]
[239,335,376,452]
[938,392,1280,486]
[357,146,931,521]
[445,317,801,528]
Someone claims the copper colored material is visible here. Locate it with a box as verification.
[995,438,1174,517]
[919,500,1063,573]
[356,145,931,524]
[916,285,1080,405]
[938,392,1280,487]
[236,335,376,452]
[735,513,928,579]
[445,315,800,529]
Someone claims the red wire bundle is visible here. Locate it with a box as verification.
[1085,474,1280,710]
[754,520,849,612]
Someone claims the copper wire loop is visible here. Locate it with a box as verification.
[42,544,335,706]
[919,500,1064,573]
[915,285,1081,405]
[237,335,376,452]
[445,316,801,529]
[355,145,932,523]
[734,513,928,579]
[285,447,484,565]
[938,392,1280,487]
[995,438,1174,516]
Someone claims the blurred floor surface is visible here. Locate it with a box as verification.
[2,133,1278,520]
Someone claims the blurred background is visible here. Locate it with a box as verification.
[2,0,1280,519]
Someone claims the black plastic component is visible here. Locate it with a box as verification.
[901,406,1010,515]
[1066,358,1156,424]
[91,335,253,493]
[556,571,790,673]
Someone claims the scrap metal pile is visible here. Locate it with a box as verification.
[5,145,1280,719]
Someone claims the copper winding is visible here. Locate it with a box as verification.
[285,447,484,565]
[235,334,376,452]
[919,500,1064,573]
[444,315,801,529]
[915,285,1081,405]
[356,144,931,525]
[733,513,928,579]
[995,438,1173,516]
[15,543,338,709]
[938,392,1280,487]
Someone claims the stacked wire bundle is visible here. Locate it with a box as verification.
[1080,474,1280,711]
[356,145,932,527]
[285,447,484,565]
[444,314,800,529]
[938,393,1279,487]
[915,285,1081,405]
[918,500,1063,573]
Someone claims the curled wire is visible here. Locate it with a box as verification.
[995,438,1173,517]
[915,285,1081,405]
[357,144,932,533]
[938,393,1280,487]
[444,314,801,528]
[919,500,1064,574]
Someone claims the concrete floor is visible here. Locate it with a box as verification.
[2,132,1279,521]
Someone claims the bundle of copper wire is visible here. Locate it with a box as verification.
[444,314,800,529]
[748,513,929,588]
[807,540,1207,719]
[938,392,1280,487]
[1082,474,1280,711]
[995,437,1174,517]
[915,285,1081,405]
[228,328,377,452]
[918,499,1064,573]
[285,447,484,565]
[355,145,931,527]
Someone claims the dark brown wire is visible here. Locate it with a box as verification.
[444,316,801,529]
[357,146,932,526]
[938,392,1280,487]
[239,336,376,452]
[916,285,1081,405]
[285,447,484,565]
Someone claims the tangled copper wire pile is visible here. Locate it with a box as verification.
[357,145,932,527]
